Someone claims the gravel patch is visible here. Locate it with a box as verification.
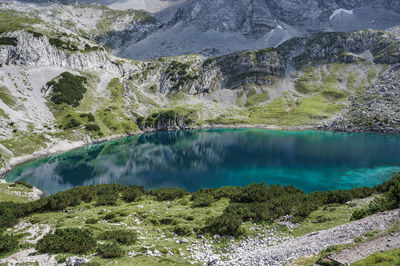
[190,210,400,265]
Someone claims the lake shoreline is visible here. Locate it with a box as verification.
[0,124,319,179]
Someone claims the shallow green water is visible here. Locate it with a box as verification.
[5,129,400,194]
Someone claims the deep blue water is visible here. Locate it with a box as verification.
[5,129,400,195]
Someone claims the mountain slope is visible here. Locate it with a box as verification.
[5,0,400,59]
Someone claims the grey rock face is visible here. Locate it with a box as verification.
[0,31,137,77]
[173,0,400,38]
[65,256,90,266]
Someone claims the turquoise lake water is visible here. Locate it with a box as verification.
[5,129,400,195]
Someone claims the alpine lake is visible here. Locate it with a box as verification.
[5,129,400,195]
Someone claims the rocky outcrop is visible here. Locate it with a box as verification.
[327,64,400,132]
[137,109,197,132]
[215,48,285,89]
[172,0,400,38]
[0,31,138,77]
[279,30,400,66]
[159,30,399,94]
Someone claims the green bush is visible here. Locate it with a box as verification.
[121,186,143,202]
[36,228,96,254]
[13,181,33,189]
[150,188,188,201]
[48,72,87,107]
[85,124,100,131]
[0,37,17,46]
[191,193,215,208]
[211,186,243,200]
[47,187,97,210]
[85,218,98,224]
[96,242,125,258]
[384,176,400,210]
[173,225,192,236]
[159,217,176,225]
[103,213,117,221]
[99,230,137,245]
[55,254,68,263]
[352,177,400,220]
[49,38,78,51]
[80,113,95,122]
[206,212,243,236]
[84,44,103,52]
[0,233,19,256]
[351,208,369,220]
[0,203,20,228]
[95,193,118,206]
[65,118,81,129]
[27,30,43,38]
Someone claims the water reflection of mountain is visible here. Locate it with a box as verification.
[6,129,400,194]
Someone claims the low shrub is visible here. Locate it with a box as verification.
[121,186,143,202]
[14,181,33,189]
[48,72,87,107]
[191,193,215,208]
[80,113,95,122]
[99,230,137,245]
[0,37,17,46]
[96,242,125,258]
[0,233,19,256]
[212,186,243,200]
[49,38,78,52]
[27,30,43,38]
[351,208,369,220]
[85,218,98,224]
[352,176,400,220]
[173,225,192,236]
[64,118,81,129]
[150,187,188,201]
[55,254,68,263]
[159,218,176,225]
[36,228,96,254]
[85,124,100,132]
[95,193,118,206]
[103,213,117,221]
[205,212,243,236]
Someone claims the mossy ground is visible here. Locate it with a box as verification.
[0,132,49,157]
[0,10,42,34]
[0,182,36,203]
[0,86,16,108]
[208,62,381,126]
[290,203,361,237]
[352,248,400,265]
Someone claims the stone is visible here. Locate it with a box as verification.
[66,257,90,266]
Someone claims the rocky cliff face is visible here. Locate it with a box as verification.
[0,31,137,77]
[6,0,400,59]
[173,0,400,37]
